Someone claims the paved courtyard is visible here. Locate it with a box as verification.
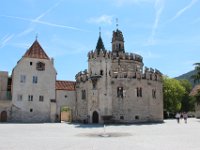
[0,118,200,150]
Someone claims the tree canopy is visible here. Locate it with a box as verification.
[191,63,200,84]
[163,77,185,112]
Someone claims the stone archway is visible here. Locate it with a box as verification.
[1,111,7,122]
[92,111,99,123]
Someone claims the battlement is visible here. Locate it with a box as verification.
[75,69,89,83]
[88,50,112,60]
[88,50,143,63]
[112,67,162,82]
[112,52,143,62]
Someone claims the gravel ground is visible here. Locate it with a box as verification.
[0,118,200,150]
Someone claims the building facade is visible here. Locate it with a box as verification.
[0,28,163,123]
[75,28,163,123]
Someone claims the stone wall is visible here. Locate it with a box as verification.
[111,79,163,123]
[0,71,8,100]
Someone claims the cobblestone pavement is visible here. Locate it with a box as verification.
[0,118,200,150]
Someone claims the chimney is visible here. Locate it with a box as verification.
[51,57,54,65]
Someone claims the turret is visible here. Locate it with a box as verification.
[112,29,125,54]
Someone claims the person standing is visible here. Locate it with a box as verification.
[183,112,188,124]
[175,112,181,123]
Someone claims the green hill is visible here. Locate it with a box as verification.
[175,70,199,87]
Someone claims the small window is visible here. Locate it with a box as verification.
[82,90,86,100]
[137,87,142,97]
[119,43,121,49]
[20,75,26,83]
[135,115,139,120]
[92,80,97,89]
[30,62,32,66]
[30,108,33,112]
[150,74,152,80]
[36,62,45,71]
[32,76,38,84]
[100,70,103,76]
[28,95,33,101]
[39,95,44,102]
[152,89,156,99]
[120,116,124,120]
[17,94,23,101]
[117,87,123,98]
[140,88,142,97]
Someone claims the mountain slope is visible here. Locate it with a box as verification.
[175,70,199,87]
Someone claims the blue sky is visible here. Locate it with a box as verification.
[0,0,200,81]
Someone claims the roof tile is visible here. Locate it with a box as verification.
[23,40,50,60]
[56,80,75,91]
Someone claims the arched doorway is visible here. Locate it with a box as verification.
[92,111,99,123]
[1,111,7,122]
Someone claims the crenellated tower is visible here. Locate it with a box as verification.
[112,29,125,54]
[75,26,163,124]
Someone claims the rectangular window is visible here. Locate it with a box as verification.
[117,87,123,98]
[28,95,33,101]
[137,87,142,97]
[39,95,44,102]
[152,89,156,99]
[17,94,23,101]
[36,62,45,71]
[82,90,86,100]
[32,76,38,84]
[20,75,26,83]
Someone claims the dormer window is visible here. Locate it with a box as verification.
[36,62,45,71]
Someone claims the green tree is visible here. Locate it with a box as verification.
[191,63,200,84]
[179,79,195,112]
[163,77,185,113]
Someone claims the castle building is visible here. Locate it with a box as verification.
[0,27,163,123]
[75,28,163,123]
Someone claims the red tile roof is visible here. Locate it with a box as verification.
[23,40,50,60]
[56,80,76,91]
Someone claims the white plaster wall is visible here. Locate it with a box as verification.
[11,58,56,122]
[56,90,76,121]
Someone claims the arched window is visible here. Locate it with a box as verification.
[100,70,103,76]
[117,87,123,98]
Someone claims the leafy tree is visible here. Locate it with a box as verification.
[179,79,195,112]
[163,77,185,113]
[191,63,200,84]
[61,106,70,112]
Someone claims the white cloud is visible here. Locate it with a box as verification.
[34,0,64,22]
[17,27,35,37]
[88,15,113,25]
[146,0,165,46]
[170,0,198,22]
[0,34,15,48]
[0,15,87,32]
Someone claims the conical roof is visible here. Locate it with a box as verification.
[95,36,105,55]
[23,40,50,60]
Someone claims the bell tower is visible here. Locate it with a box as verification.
[112,19,125,54]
